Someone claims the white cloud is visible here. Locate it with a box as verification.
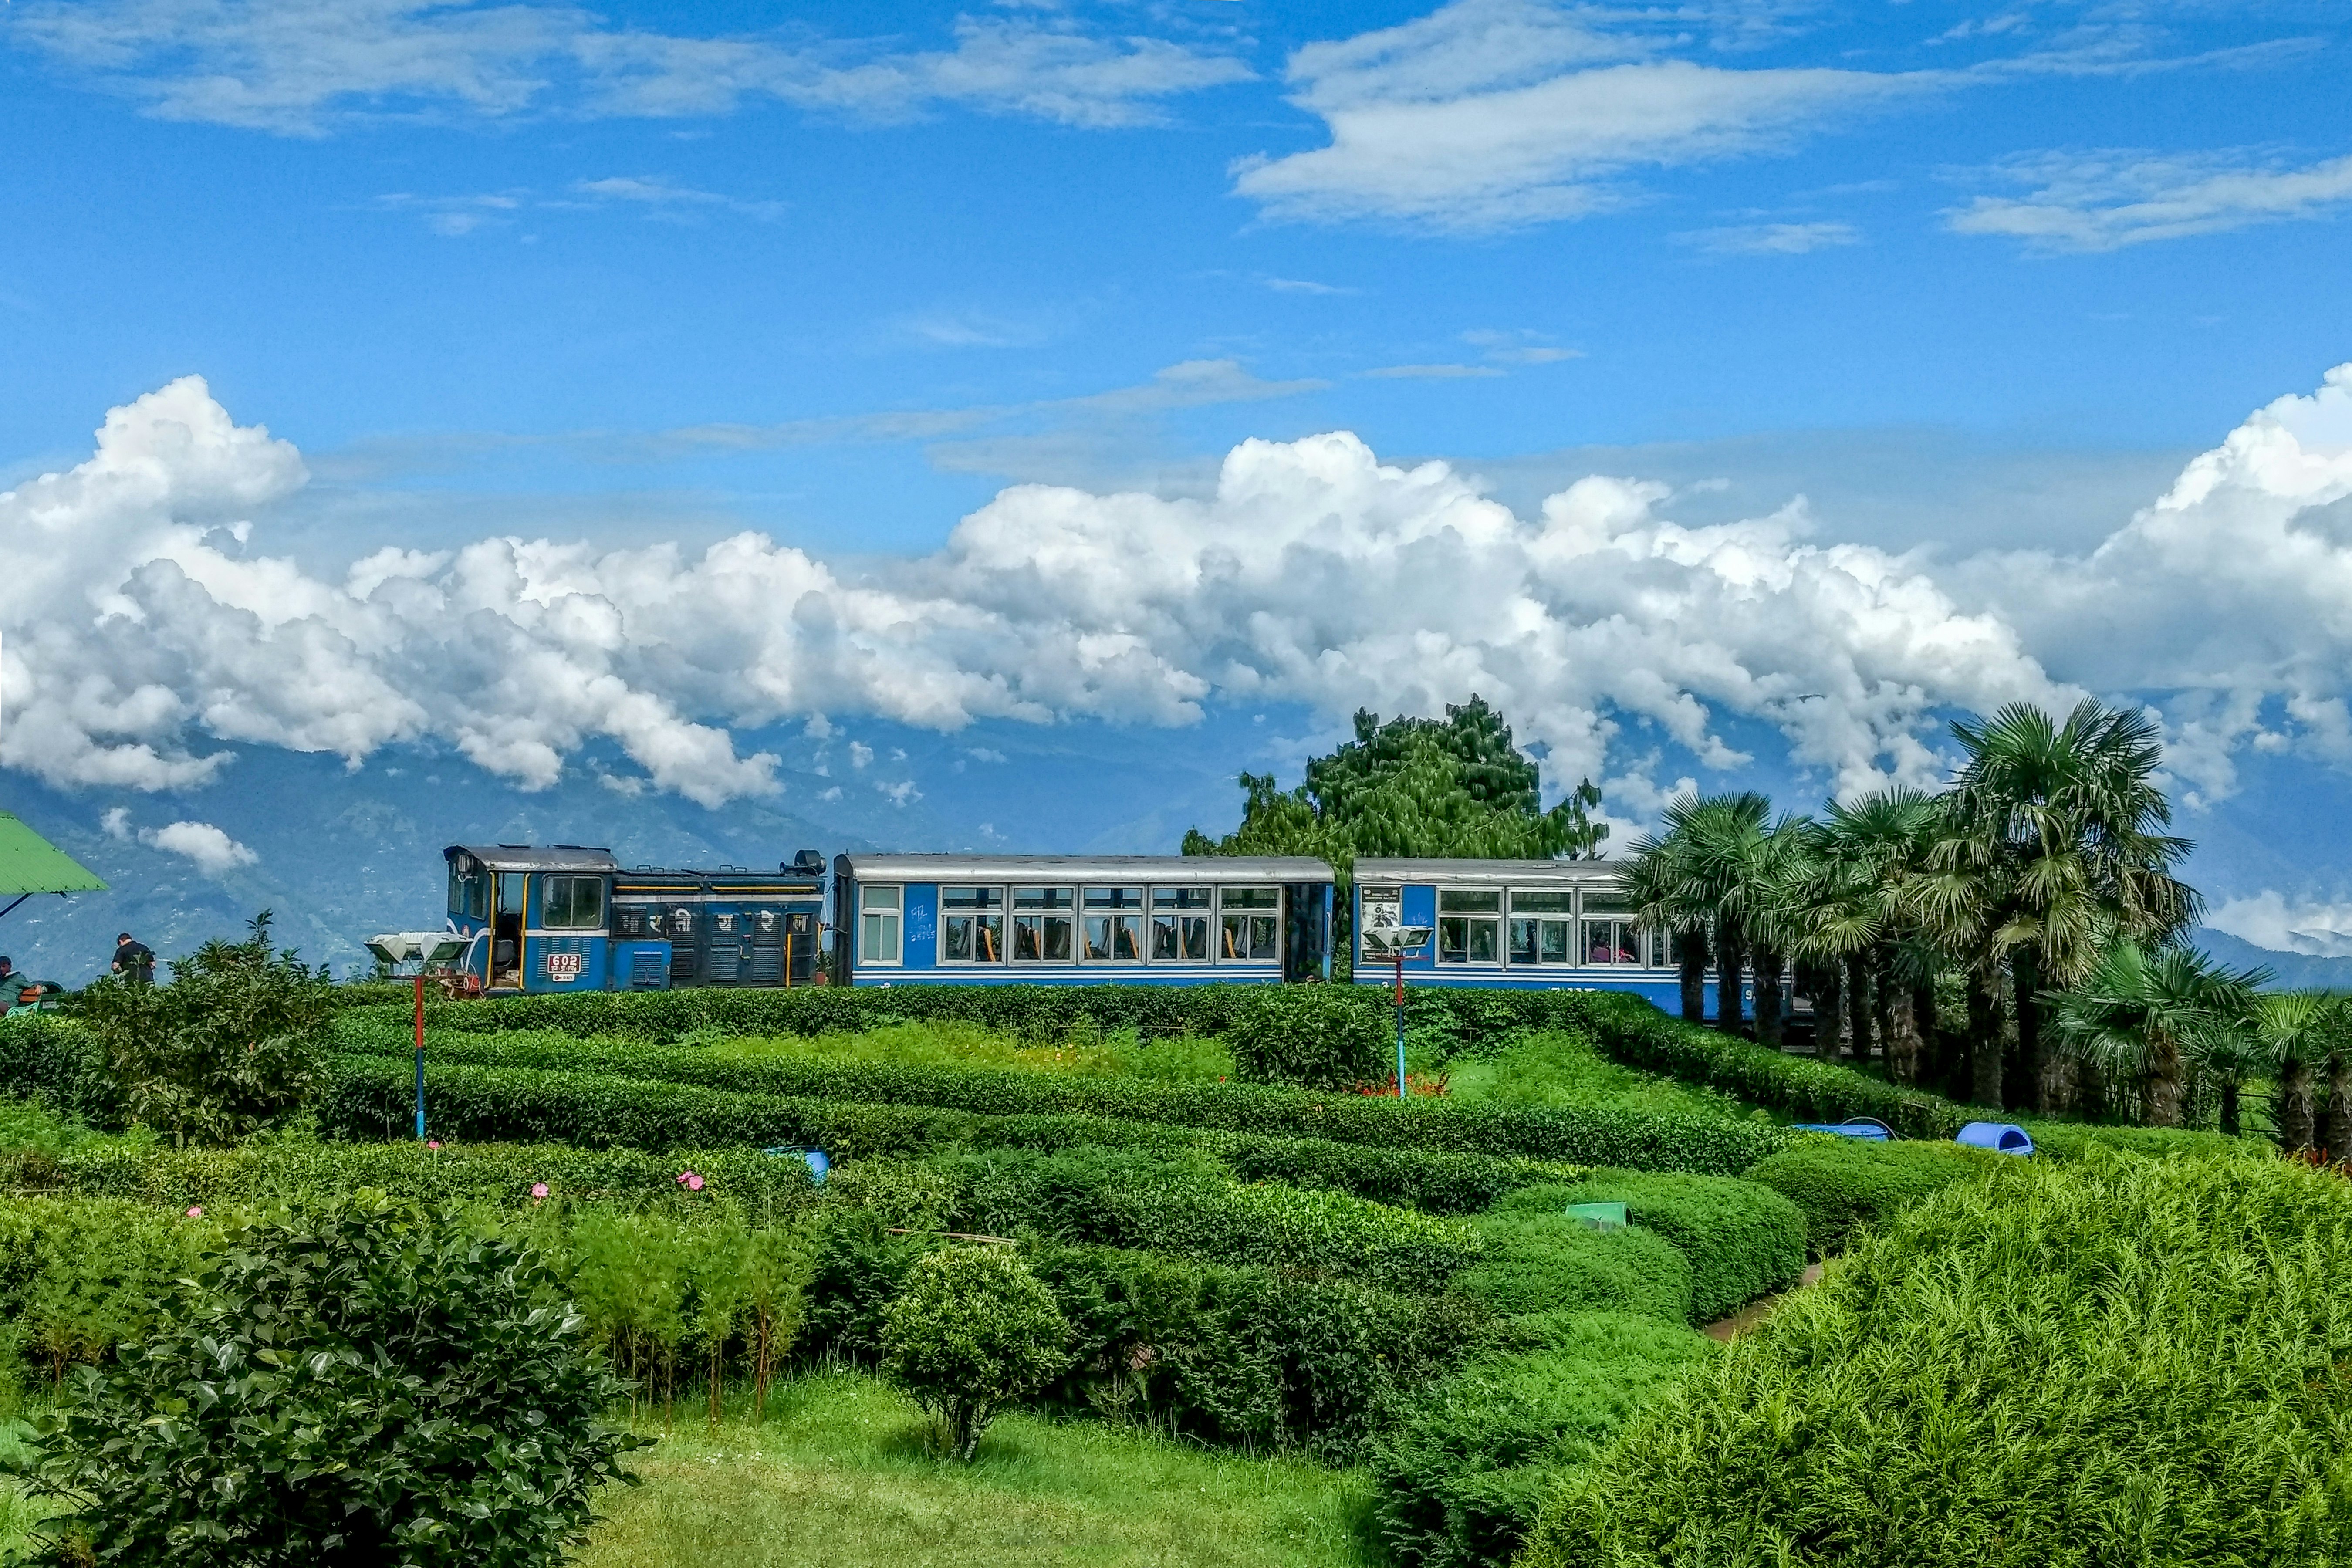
[1363,363,1507,379]
[1231,0,1930,230]
[100,806,132,839]
[1679,220,1860,254]
[1948,148,2352,252]
[141,819,257,874]
[2206,890,2352,958]
[10,3,1250,135]
[10,364,2352,817]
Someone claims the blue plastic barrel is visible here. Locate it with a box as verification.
[762,1146,831,1183]
[1955,1122,2034,1156]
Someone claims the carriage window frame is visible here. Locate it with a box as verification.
[1011,885,1076,964]
[1082,885,1147,963]
[941,885,1007,965]
[540,874,606,931]
[1220,885,1282,963]
[1506,889,1576,967]
[1151,886,1213,963]
[1578,894,1651,968]
[858,884,903,967]
[1437,887,1503,965]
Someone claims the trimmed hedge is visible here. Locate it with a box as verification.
[1519,1149,2352,1568]
[1453,1211,1692,1324]
[848,1146,1481,1294]
[0,1017,120,1128]
[1372,1310,1714,1568]
[323,1055,1611,1207]
[329,1037,1792,1175]
[802,1215,1482,1463]
[1512,1173,1807,1325]
[37,1139,820,1218]
[1742,1138,1996,1259]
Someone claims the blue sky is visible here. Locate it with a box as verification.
[3,0,2352,970]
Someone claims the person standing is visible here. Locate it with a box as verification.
[110,932,155,984]
[0,959,32,1009]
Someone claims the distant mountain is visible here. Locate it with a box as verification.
[0,708,1294,985]
[2190,927,2352,993]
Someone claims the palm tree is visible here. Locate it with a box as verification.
[1933,700,2200,1112]
[1624,792,1801,1037]
[1777,788,1943,1081]
[2254,990,2331,1152]
[2049,940,2261,1129]
[1621,797,1717,1025]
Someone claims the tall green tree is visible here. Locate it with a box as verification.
[1776,788,1943,1081]
[1931,700,2200,1112]
[2256,990,2332,1154]
[1184,698,1606,960]
[1621,791,1805,1036]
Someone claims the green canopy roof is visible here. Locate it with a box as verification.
[0,814,106,896]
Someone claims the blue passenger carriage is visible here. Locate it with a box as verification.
[1350,857,1735,1016]
[831,855,1335,986]
[443,844,826,994]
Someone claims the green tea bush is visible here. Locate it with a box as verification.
[1372,1310,1714,1568]
[1494,1172,1806,1325]
[854,1147,1483,1294]
[0,1019,119,1129]
[47,1138,818,1219]
[802,1216,1480,1463]
[881,1245,1073,1460]
[1225,984,1390,1088]
[324,1049,1792,1175]
[0,1196,205,1391]
[1519,1149,2352,1568]
[24,1193,647,1567]
[1741,1137,1995,1258]
[1452,1212,1691,1323]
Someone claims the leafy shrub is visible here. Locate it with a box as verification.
[881,1245,1073,1460]
[1226,985,1390,1088]
[324,1047,1792,1175]
[1519,1149,2352,1568]
[78,913,335,1144]
[1742,1137,1995,1258]
[24,1193,647,1566]
[47,1138,818,1220]
[1500,1172,1807,1325]
[857,1146,1483,1293]
[0,1020,120,1130]
[0,1197,204,1392]
[1372,1311,1713,1568]
[1452,1212,1691,1323]
[1444,1031,1743,1120]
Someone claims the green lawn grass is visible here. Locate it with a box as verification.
[576,1371,1378,1568]
[1444,1031,1748,1122]
[696,1020,1237,1084]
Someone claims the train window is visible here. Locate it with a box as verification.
[1012,886,1074,963]
[1580,896,1645,966]
[943,886,1005,963]
[499,875,525,916]
[1438,889,1501,964]
[1220,887,1281,962]
[1083,886,1145,962]
[448,864,466,917]
[1507,890,1575,965]
[859,885,902,965]
[1152,887,1212,961]
[541,875,606,931]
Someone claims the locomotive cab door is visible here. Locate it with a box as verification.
[493,874,527,988]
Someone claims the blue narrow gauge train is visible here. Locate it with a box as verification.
[829,855,1336,986]
[442,844,827,994]
[1350,857,1740,1017]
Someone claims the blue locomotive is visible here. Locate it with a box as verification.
[442,844,826,994]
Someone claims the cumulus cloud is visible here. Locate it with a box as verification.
[9,2,1250,134]
[141,819,258,874]
[2206,890,2352,958]
[1231,0,1931,230]
[9,364,2352,816]
[1947,148,2352,252]
[1679,220,1860,255]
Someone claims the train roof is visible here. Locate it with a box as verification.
[1352,857,1627,888]
[446,844,619,873]
[836,853,1333,884]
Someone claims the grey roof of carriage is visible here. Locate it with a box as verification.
[835,854,1332,883]
[1352,858,1627,888]
[445,844,620,873]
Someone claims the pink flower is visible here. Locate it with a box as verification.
[427,1140,441,1152]
[531,1183,549,1201]
[687,1173,705,1192]
[185,1206,203,1219]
